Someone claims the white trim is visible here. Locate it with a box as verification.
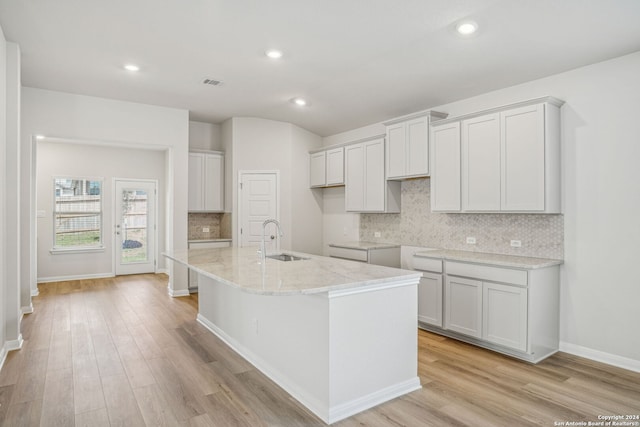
[21,304,34,315]
[167,283,190,297]
[37,272,115,283]
[49,246,105,255]
[157,268,169,275]
[559,341,640,373]
[0,347,7,372]
[31,288,39,296]
[328,378,421,424]
[5,335,24,353]
[197,313,421,424]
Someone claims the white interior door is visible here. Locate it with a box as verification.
[238,172,278,249]
[114,179,157,275]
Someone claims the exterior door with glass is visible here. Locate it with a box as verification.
[114,179,157,275]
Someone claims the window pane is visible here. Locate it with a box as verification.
[54,178,102,248]
[121,189,149,263]
[55,213,102,247]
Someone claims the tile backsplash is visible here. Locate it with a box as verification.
[360,178,563,259]
[189,212,225,240]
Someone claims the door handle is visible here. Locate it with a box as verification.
[270,235,275,240]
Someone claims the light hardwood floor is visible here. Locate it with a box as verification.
[0,274,638,426]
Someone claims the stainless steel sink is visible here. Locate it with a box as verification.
[265,253,309,262]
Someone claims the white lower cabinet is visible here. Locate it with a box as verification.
[483,282,528,352]
[413,254,560,363]
[444,276,483,338]
[418,273,443,327]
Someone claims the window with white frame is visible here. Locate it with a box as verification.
[53,178,103,249]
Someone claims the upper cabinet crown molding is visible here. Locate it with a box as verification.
[382,110,448,126]
[432,96,564,126]
[385,110,448,180]
[308,133,386,154]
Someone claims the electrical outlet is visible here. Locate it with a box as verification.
[466,237,476,244]
[374,231,381,238]
[510,240,522,247]
[202,227,210,233]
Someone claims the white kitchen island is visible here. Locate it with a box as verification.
[164,246,422,425]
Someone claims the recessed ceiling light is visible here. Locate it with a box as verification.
[124,64,140,72]
[35,135,45,140]
[265,50,283,59]
[291,97,307,107]
[456,21,478,36]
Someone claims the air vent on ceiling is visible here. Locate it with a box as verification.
[202,78,222,86]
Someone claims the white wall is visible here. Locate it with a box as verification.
[36,142,166,281]
[225,117,323,254]
[322,51,640,368]
[189,121,222,151]
[22,88,190,295]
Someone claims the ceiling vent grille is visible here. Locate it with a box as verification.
[202,78,222,86]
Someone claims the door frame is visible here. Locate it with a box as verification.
[237,170,280,248]
[112,178,159,275]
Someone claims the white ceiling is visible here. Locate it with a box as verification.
[1,0,640,136]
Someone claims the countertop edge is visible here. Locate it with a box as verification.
[413,250,563,270]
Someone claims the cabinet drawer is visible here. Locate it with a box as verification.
[446,261,527,287]
[328,246,368,262]
[412,256,443,273]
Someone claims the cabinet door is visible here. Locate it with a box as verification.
[188,153,204,211]
[345,143,364,211]
[204,154,224,211]
[430,122,461,212]
[418,272,443,327]
[309,152,326,187]
[445,276,482,338]
[386,123,406,179]
[501,104,545,211]
[325,147,344,185]
[406,116,429,176]
[462,113,501,211]
[483,282,528,351]
[363,139,385,211]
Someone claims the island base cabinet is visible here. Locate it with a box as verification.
[444,276,482,338]
[196,274,420,424]
[418,273,443,327]
[483,283,528,352]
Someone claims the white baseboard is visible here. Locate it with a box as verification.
[560,341,640,373]
[21,304,34,315]
[156,268,169,275]
[37,272,115,283]
[0,335,25,371]
[31,288,39,296]
[167,283,190,297]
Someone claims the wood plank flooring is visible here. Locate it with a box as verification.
[0,274,638,426]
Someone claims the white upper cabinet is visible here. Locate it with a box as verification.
[188,151,224,212]
[384,111,447,180]
[309,147,344,188]
[430,97,563,213]
[462,113,501,211]
[430,122,461,212]
[501,104,546,211]
[309,151,326,187]
[345,137,400,213]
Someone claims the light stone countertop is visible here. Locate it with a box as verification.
[165,246,420,296]
[413,249,563,269]
[188,238,232,243]
[328,241,401,250]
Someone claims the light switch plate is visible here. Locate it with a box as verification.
[466,237,476,244]
[202,227,210,233]
[510,240,522,247]
[374,231,381,238]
